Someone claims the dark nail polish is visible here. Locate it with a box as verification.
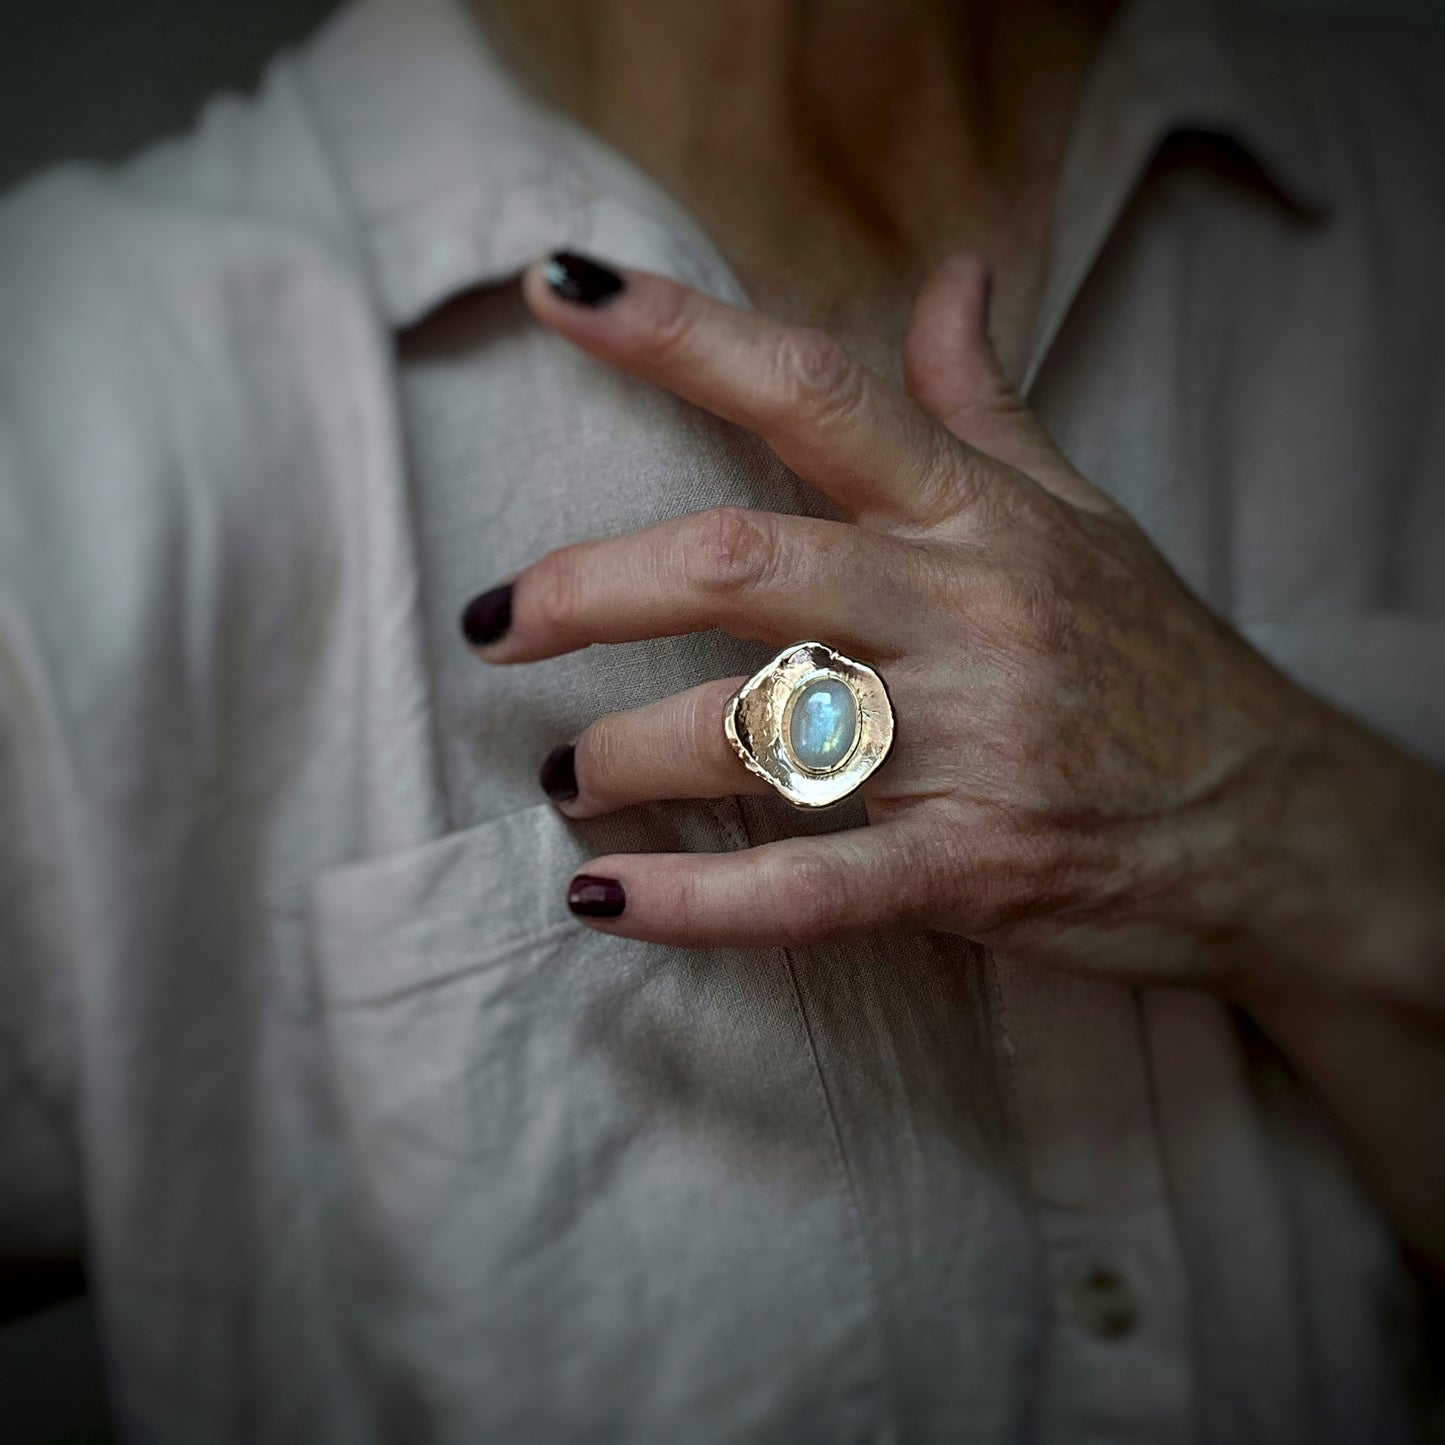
[461,583,513,648]
[540,743,579,803]
[568,874,625,918]
[543,251,625,308]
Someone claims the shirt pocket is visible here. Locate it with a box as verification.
[304,801,886,1442]
[1239,611,1445,768]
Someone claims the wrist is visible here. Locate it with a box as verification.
[1169,706,1445,1020]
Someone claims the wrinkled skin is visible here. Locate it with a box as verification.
[468,253,1445,1017]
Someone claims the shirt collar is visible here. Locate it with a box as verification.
[296,0,1333,334]
[1022,0,1332,389]
[1080,0,1331,214]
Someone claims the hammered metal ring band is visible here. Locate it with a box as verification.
[724,642,895,808]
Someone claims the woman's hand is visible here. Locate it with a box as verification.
[464,251,1445,1022]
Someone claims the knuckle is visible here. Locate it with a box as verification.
[671,866,711,935]
[526,546,587,633]
[687,506,779,595]
[575,715,620,797]
[898,834,957,923]
[774,327,865,428]
[764,848,853,946]
[636,279,698,364]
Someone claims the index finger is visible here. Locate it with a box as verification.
[522,251,995,527]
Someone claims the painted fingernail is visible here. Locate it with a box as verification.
[461,583,513,648]
[540,743,579,803]
[543,252,625,308]
[568,875,625,918]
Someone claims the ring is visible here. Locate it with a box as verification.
[724,641,895,808]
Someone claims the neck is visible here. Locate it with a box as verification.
[473,0,1117,375]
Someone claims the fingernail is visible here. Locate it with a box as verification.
[461,583,513,648]
[983,266,995,326]
[540,743,579,803]
[543,251,625,308]
[568,874,625,918]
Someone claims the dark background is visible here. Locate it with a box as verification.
[0,0,338,190]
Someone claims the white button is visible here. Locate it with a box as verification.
[1061,1263,1140,1340]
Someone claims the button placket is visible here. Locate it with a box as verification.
[992,961,1196,1445]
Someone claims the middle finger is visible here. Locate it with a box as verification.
[468,507,926,663]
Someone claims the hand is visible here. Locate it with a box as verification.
[466,251,1445,1017]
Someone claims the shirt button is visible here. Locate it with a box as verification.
[1061,1263,1140,1340]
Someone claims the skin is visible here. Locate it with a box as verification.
[467,0,1445,1265]
[474,0,1116,374]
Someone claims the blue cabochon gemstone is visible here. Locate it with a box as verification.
[788,678,859,771]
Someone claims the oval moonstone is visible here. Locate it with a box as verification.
[788,678,859,771]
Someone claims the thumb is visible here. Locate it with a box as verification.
[903,254,1113,513]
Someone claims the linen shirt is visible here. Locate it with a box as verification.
[2,0,1443,1439]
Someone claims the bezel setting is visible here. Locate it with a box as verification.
[724,641,895,808]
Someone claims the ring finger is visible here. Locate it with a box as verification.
[544,676,770,817]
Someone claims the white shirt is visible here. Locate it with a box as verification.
[1,0,1442,1438]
